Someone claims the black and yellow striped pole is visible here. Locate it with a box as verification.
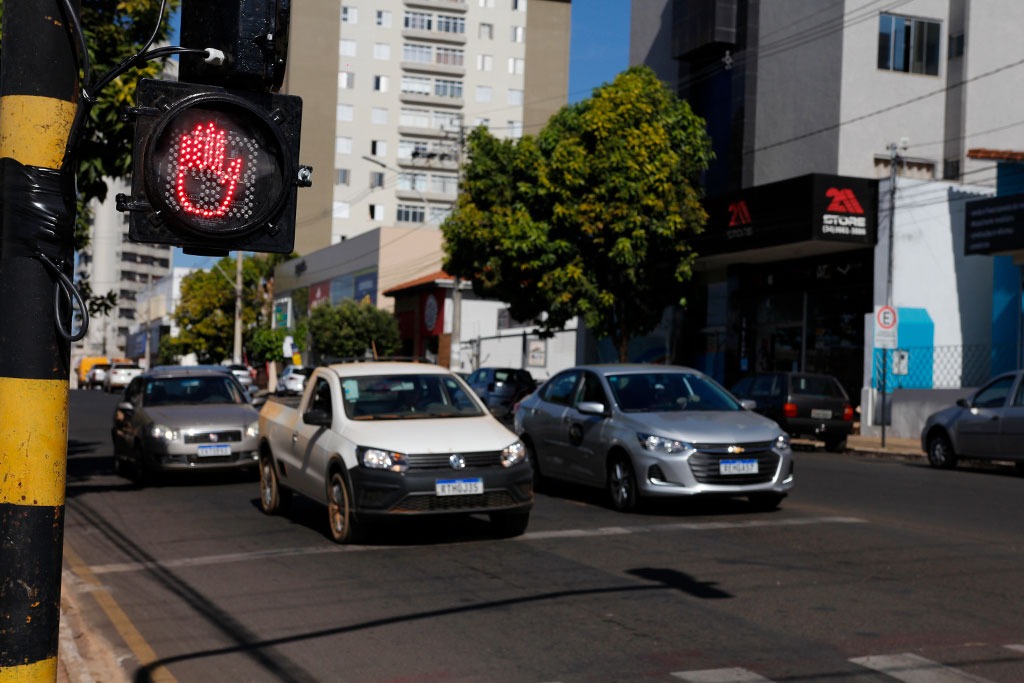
[0,0,80,680]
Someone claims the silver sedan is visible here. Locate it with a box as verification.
[514,364,794,511]
[111,368,262,485]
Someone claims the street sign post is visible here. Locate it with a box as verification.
[875,305,898,448]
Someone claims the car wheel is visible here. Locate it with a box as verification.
[489,510,530,538]
[259,450,291,514]
[748,492,785,511]
[927,432,958,469]
[823,436,847,453]
[326,471,361,543]
[607,455,638,512]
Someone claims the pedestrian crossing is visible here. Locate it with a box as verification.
[548,647,1024,683]
[666,645,1024,683]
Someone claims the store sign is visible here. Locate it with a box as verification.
[309,280,331,309]
[965,193,1024,255]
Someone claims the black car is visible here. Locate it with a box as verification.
[466,367,536,419]
[731,372,854,452]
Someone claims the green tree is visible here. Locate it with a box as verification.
[167,254,283,363]
[443,66,713,361]
[308,299,401,362]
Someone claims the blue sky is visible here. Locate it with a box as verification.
[172,0,631,269]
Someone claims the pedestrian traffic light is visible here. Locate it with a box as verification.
[117,0,310,255]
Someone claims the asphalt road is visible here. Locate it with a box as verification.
[62,390,1024,683]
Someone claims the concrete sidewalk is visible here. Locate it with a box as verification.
[846,432,925,459]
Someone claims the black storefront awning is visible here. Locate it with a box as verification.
[693,173,879,266]
[965,192,1024,255]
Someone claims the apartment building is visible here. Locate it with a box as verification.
[284,0,572,255]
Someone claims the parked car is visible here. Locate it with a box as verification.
[466,367,536,419]
[111,367,263,485]
[921,370,1024,472]
[104,363,143,393]
[515,364,794,512]
[85,363,111,390]
[277,365,312,394]
[258,362,533,542]
[730,372,854,452]
[225,364,255,392]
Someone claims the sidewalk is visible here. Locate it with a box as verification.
[846,432,926,459]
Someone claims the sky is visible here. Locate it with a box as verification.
[172,0,631,269]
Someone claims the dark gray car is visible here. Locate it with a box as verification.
[111,368,262,485]
[514,364,794,511]
[921,370,1024,472]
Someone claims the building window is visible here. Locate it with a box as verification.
[477,54,493,71]
[371,107,389,125]
[336,168,350,185]
[948,33,964,58]
[398,172,427,191]
[474,117,490,129]
[401,75,431,95]
[404,11,431,31]
[434,111,462,131]
[507,121,523,139]
[434,78,463,98]
[475,86,492,102]
[479,23,494,40]
[119,308,136,320]
[430,174,458,194]
[376,10,391,27]
[507,88,523,105]
[510,25,525,43]
[397,204,426,223]
[878,13,940,76]
[943,159,961,180]
[370,139,388,156]
[373,43,391,60]
[374,75,389,92]
[336,137,353,154]
[399,139,429,159]
[401,107,430,128]
[437,15,465,35]
[436,47,464,66]
[337,104,354,122]
[479,0,494,7]
[369,204,385,221]
[404,43,433,64]
[341,6,358,23]
[508,57,524,75]
[339,71,355,89]
[339,39,356,57]
[513,0,526,10]
[370,171,386,188]
[333,201,350,219]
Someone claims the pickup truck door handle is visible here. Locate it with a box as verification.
[292,432,299,443]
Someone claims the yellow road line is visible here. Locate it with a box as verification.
[62,544,178,683]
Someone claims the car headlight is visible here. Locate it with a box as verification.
[775,433,791,450]
[245,420,259,439]
[638,433,692,454]
[150,424,179,441]
[501,440,526,468]
[358,446,408,472]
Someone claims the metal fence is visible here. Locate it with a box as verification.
[871,344,1015,391]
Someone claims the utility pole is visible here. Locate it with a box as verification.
[0,0,79,680]
[234,251,244,364]
[880,141,902,448]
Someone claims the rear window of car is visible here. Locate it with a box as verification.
[791,375,846,398]
[340,373,484,420]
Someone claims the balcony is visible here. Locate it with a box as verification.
[405,0,468,12]
[401,60,466,78]
[402,28,467,46]
[399,91,464,109]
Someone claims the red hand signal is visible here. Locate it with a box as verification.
[175,122,244,218]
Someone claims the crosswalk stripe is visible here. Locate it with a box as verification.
[850,653,995,683]
[671,668,773,682]
[1005,644,1024,654]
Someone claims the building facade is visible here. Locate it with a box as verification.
[283,0,572,255]
[631,0,1024,431]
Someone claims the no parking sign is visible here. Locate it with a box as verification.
[874,305,898,349]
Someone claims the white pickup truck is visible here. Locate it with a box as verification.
[257,361,534,542]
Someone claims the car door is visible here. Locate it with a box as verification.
[113,377,145,451]
[955,374,1015,457]
[288,376,336,499]
[561,371,612,486]
[521,370,580,479]
[996,373,1024,459]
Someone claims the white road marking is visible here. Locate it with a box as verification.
[1005,644,1024,654]
[850,653,996,683]
[672,667,773,682]
[84,515,866,575]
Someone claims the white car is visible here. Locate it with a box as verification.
[104,363,143,393]
[276,365,312,394]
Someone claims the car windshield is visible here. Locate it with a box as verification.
[341,373,484,420]
[607,371,742,413]
[143,376,247,406]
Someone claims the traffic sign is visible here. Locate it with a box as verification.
[874,305,897,348]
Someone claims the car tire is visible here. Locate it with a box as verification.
[489,510,530,538]
[824,436,847,453]
[607,454,639,512]
[748,492,785,511]
[259,450,291,514]
[927,432,958,469]
[326,470,362,544]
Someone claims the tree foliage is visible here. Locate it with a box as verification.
[442,66,713,361]
[308,299,401,362]
[166,254,284,364]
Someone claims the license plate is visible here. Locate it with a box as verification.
[811,408,832,419]
[197,444,232,457]
[720,459,758,475]
[436,478,483,496]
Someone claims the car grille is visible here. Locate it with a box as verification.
[405,451,503,470]
[392,490,518,512]
[184,430,243,444]
[688,442,780,485]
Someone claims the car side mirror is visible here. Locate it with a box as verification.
[576,401,607,416]
[251,396,267,409]
[956,397,970,409]
[740,399,757,411]
[117,401,134,413]
[302,408,332,427]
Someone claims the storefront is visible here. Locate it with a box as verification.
[683,173,879,401]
